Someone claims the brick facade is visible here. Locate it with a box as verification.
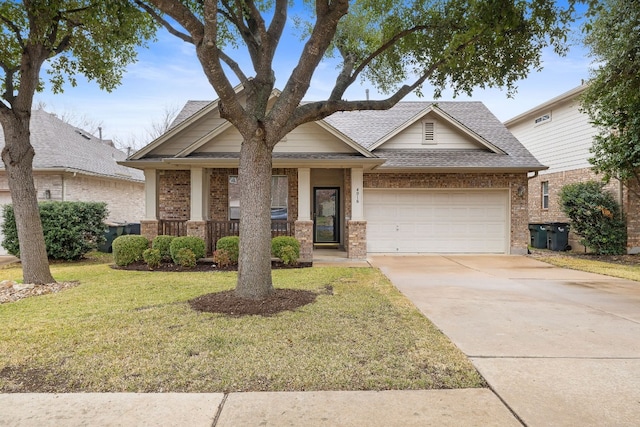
[0,172,144,224]
[295,220,313,261]
[158,170,190,220]
[346,220,367,258]
[527,168,640,253]
[364,172,529,254]
[155,168,530,256]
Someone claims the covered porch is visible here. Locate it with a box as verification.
[139,165,376,260]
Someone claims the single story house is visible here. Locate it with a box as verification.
[0,108,145,255]
[123,89,545,260]
[505,84,640,254]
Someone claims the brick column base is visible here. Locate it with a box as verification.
[347,220,367,259]
[141,220,159,243]
[187,220,209,255]
[295,220,313,262]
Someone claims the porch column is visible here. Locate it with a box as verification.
[351,167,364,220]
[187,168,208,246]
[347,167,367,259]
[141,169,159,241]
[295,168,313,262]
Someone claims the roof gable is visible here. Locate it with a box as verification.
[135,87,375,160]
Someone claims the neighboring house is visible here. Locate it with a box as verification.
[0,108,145,255]
[505,84,640,254]
[122,89,545,260]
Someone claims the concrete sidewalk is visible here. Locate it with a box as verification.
[0,389,519,426]
[372,255,640,427]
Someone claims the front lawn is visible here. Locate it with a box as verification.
[531,249,640,282]
[0,256,484,392]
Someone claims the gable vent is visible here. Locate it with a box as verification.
[423,121,436,144]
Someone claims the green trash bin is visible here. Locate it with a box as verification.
[98,223,125,253]
[546,222,571,251]
[528,223,548,249]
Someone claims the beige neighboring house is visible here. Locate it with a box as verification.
[0,108,145,255]
[122,88,545,260]
[505,84,640,254]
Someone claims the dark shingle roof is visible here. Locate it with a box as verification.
[0,109,143,181]
[323,101,544,169]
[159,99,545,171]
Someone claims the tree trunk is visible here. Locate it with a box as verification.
[0,111,55,284]
[235,134,274,299]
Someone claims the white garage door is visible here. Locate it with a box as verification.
[364,189,508,253]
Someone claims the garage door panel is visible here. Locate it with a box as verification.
[364,189,508,254]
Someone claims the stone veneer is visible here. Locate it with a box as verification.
[364,172,529,255]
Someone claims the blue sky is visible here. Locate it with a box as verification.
[35,3,592,147]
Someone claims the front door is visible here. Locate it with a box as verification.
[314,187,340,244]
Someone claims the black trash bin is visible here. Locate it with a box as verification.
[124,223,141,235]
[546,222,571,251]
[99,223,125,253]
[528,223,548,249]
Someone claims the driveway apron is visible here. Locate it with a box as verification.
[371,255,640,427]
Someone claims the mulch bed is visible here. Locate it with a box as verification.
[112,260,317,316]
[189,288,322,317]
[111,260,312,272]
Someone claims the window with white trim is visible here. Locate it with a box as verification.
[541,181,549,209]
[228,175,288,220]
[422,121,436,145]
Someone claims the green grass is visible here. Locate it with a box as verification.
[0,255,484,392]
[538,256,640,282]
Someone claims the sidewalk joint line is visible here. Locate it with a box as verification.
[211,393,228,427]
[487,383,528,427]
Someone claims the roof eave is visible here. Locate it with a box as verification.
[504,84,588,126]
[369,165,549,173]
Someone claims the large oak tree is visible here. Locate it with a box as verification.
[581,0,640,198]
[0,1,154,284]
[139,0,583,299]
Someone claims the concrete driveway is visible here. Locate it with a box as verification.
[371,255,640,427]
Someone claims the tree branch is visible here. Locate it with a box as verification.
[330,24,435,101]
[134,0,193,43]
[219,50,249,84]
[268,0,349,134]
[0,13,25,48]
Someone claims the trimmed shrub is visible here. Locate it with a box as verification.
[278,245,299,266]
[213,249,232,268]
[152,235,175,261]
[169,236,205,263]
[142,248,162,269]
[113,235,149,266]
[1,201,107,260]
[175,247,196,268]
[271,236,300,264]
[559,181,627,255]
[216,236,239,264]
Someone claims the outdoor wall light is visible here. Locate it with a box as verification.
[517,185,526,198]
[44,189,51,200]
